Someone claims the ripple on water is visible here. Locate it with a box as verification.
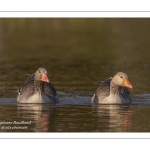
[0,92,150,106]
[0,98,17,104]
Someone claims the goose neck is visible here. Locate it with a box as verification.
[34,80,43,92]
[110,80,121,95]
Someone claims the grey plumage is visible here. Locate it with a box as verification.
[91,72,133,104]
[17,68,59,103]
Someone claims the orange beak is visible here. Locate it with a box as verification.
[124,79,132,89]
[42,73,49,83]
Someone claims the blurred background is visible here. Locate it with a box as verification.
[0,18,149,98]
[0,18,150,132]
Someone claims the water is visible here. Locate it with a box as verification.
[0,18,150,132]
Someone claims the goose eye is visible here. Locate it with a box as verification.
[39,71,41,73]
[120,76,123,78]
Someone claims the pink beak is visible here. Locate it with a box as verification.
[42,73,49,83]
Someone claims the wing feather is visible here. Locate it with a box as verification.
[95,77,112,99]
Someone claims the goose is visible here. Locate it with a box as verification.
[91,72,133,104]
[17,67,59,103]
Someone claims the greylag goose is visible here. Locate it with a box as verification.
[17,68,59,103]
[91,72,133,104]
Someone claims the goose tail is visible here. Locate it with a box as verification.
[91,94,96,103]
[17,85,21,95]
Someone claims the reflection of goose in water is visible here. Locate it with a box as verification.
[17,104,57,132]
[92,105,132,132]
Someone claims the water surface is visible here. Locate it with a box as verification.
[0,18,150,132]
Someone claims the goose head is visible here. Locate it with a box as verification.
[34,68,49,83]
[112,72,132,89]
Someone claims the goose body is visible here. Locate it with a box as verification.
[91,72,133,104]
[17,68,59,103]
